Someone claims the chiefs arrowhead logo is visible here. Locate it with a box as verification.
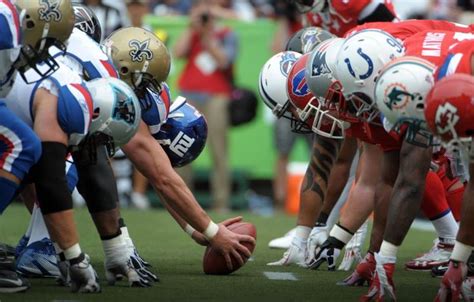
[435,102,459,135]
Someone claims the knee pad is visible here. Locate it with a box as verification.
[73,144,118,213]
[32,142,73,214]
[421,171,450,220]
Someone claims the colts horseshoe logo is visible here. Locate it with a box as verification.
[344,48,374,80]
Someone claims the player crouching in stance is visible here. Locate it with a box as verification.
[424,74,474,302]
[102,27,255,271]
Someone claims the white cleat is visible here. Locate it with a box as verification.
[268,228,296,249]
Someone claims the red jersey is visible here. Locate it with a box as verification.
[346,121,401,152]
[305,0,397,37]
[347,19,474,41]
[404,30,474,67]
[435,39,474,80]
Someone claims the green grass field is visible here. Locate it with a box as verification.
[0,205,441,301]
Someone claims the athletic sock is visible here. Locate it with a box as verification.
[431,211,458,245]
[27,204,50,246]
[0,177,18,213]
[379,241,399,259]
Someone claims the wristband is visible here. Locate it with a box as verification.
[184,224,196,237]
[451,240,474,263]
[203,221,219,240]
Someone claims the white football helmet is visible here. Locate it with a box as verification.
[375,56,436,147]
[259,51,302,119]
[86,77,141,154]
[335,29,405,122]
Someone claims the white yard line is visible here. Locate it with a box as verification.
[263,272,298,281]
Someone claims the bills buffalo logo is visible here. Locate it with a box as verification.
[129,39,153,62]
[291,68,310,97]
[279,52,298,77]
[384,84,414,110]
[74,6,95,35]
[38,0,62,22]
[435,103,459,135]
[112,86,136,124]
[344,48,374,80]
[311,50,330,77]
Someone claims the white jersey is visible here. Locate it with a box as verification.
[4,62,93,146]
[50,28,118,79]
[0,0,21,98]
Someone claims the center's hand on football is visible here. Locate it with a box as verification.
[209,225,255,270]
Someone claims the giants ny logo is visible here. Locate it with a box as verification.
[435,103,459,135]
[129,39,153,62]
[38,0,62,22]
[170,131,195,157]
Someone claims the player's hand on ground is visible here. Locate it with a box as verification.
[361,253,396,302]
[56,255,71,287]
[306,224,328,265]
[338,222,367,271]
[69,253,101,293]
[307,238,341,271]
[209,224,255,271]
[337,252,375,287]
[267,238,307,267]
[435,260,468,302]
[129,248,159,282]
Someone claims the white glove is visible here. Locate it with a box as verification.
[306,224,328,265]
[56,255,71,287]
[267,237,307,267]
[69,253,101,293]
[338,221,368,271]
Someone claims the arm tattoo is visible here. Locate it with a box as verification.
[302,136,342,202]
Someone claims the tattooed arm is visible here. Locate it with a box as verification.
[297,135,343,227]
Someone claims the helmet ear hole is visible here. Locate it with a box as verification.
[416,103,424,110]
[93,107,100,119]
[120,67,129,74]
[26,19,35,29]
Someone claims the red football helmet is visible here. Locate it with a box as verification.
[287,53,346,139]
[425,73,474,152]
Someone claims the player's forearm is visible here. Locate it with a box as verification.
[297,136,342,226]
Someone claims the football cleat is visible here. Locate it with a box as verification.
[0,270,30,293]
[15,235,29,259]
[435,260,468,302]
[268,228,296,249]
[69,253,101,293]
[432,263,449,278]
[16,238,59,278]
[361,253,396,301]
[0,243,16,261]
[267,238,307,267]
[406,242,453,271]
[338,252,375,287]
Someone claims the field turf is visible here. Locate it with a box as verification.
[0,205,441,301]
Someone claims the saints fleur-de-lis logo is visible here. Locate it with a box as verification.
[129,39,153,62]
[38,0,62,22]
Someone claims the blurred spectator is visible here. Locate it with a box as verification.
[210,0,256,21]
[269,0,312,210]
[79,0,130,40]
[174,0,238,212]
[126,0,152,29]
[152,0,192,15]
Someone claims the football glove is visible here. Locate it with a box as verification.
[69,253,101,293]
[338,221,368,271]
[306,223,328,265]
[267,237,307,267]
[307,236,342,271]
[435,260,468,302]
[361,253,396,301]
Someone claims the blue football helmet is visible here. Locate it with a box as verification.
[153,97,208,167]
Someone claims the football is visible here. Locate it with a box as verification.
[203,222,257,275]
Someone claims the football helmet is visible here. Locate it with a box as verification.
[425,73,474,154]
[72,3,102,43]
[287,53,346,138]
[258,51,302,119]
[334,29,405,122]
[14,0,75,83]
[102,27,171,97]
[375,56,436,147]
[286,27,335,55]
[153,97,208,167]
[86,77,141,154]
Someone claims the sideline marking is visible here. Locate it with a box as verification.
[263,272,298,281]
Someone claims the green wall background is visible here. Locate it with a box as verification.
[146,16,310,178]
